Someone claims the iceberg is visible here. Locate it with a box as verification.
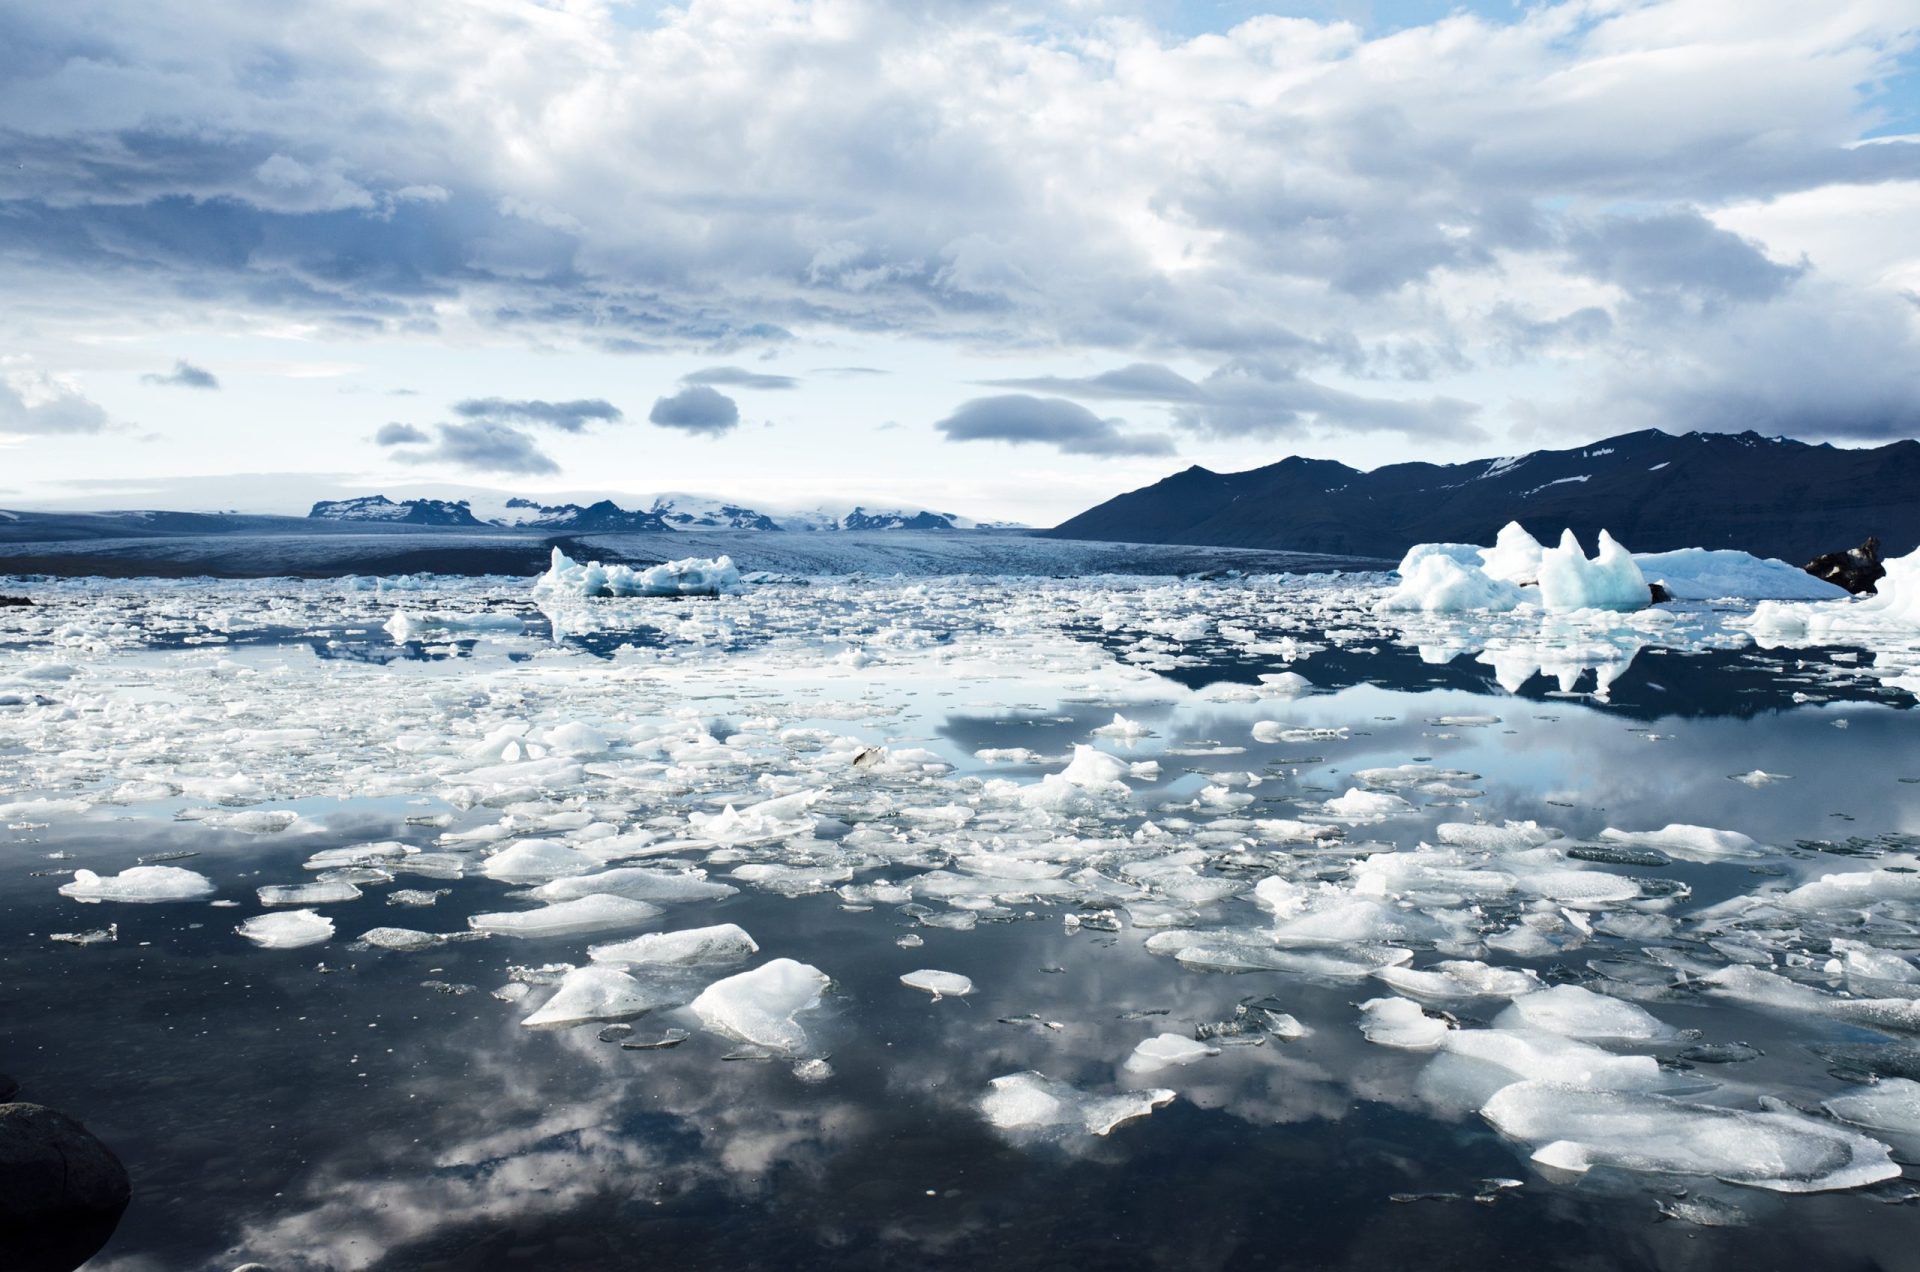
[1376,553,1525,614]
[1536,530,1648,611]
[589,923,759,967]
[689,958,829,1051]
[522,966,663,1027]
[466,894,663,938]
[236,909,334,949]
[60,865,215,903]
[532,547,744,598]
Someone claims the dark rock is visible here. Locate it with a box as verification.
[1804,536,1886,595]
[0,1103,131,1272]
[0,596,31,607]
[1648,582,1674,604]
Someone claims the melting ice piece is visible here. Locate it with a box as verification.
[467,894,663,938]
[533,867,737,904]
[1358,998,1453,1050]
[1321,788,1414,823]
[1823,1077,1920,1135]
[304,842,413,871]
[1598,824,1765,862]
[1091,713,1152,740]
[532,546,744,598]
[1376,554,1525,614]
[60,866,215,903]
[480,839,600,883]
[257,881,362,906]
[1702,965,1920,1034]
[236,909,333,949]
[1122,1033,1220,1072]
[901,969,975,1000]
[359,927,445,952]
[1432,1028,1666,1097]
[980,1072,1175,1137]
[1493,985,1676,1042]
[689,958,830,1052]
[1480,1082,1900,1192]
[523,966,663,1027]
[1374,961,1540,1001]
[589,924,760,967]
[1536,529,1648,612]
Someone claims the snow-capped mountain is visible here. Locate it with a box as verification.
[496,498,670,532]
[308,495,484,527]
[308,491,1014,533]
[1047,429,1920,562]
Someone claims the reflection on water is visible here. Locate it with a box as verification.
[1,575,1918,1270]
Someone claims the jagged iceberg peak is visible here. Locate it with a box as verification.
[1537,528,1648,612]
[532,547,744,598]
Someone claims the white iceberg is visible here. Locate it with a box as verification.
[533,547,744,598]
[689,957,830,1052]
[589,923,760,967]
[900,969,974,1000]
[1536,530,1648,611]
[236,909,334,949]
[467,894,662,938]
[60,866,215,904]
[522,966,662,1027]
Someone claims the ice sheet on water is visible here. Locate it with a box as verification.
[236,909,333,949]
[533,866,737,904]
[901,969,974,1000]
[258,881,362,906]
[522,966,665,1028]
[467,894,663,938]
[1480,1082,1900,1192]
[1598,824,1766,862]
[1823,1078,1920,1135]
[1122,1033,1219,1072]
[1374,960,1539,1001]
[979,1072,1175,1138]
[59,865,215,903]
[480,839,601,882]
[1492,986,1677,1043]
[589,923,759,967]
[1358,997,1453,1049]
[689,958,829,1052]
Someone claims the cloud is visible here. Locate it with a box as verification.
[0,369,111,435]
[373,421,429,446]
[1565,211,1804,308]
[934,395,1176,457]
[141,359,220,389]
[451,398,623,433]
[393,421,559,475]
[980,363,1204,402]
[648,385,741,436]
[1171,360,1487,442]
[681,366,799,391]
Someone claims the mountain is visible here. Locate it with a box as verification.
[308,496,484,527]
[499,498,670,532]
[648,494,785,531]
[1046,430,1920,562]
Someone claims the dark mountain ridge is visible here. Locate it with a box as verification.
[1047,429,1920,561]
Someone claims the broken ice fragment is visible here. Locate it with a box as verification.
[522,966,662,1027]
[901,969,974,1000]
[588,924,759,968]
[257,881,362,906]
[1358,998,1453,1050]
[60,866,215,904]
[979,1071,1175,1138]
[1823,1078,1920,1135]
[466,894,662,938]
[689,958,830,1052]
[620,1028,690,1051]
[236,909,334,949]
[50,925,117,946]
[1122,1034,1219,1072]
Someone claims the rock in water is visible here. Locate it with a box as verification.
[0,1103,131,1272]
[1804,536,1886,595]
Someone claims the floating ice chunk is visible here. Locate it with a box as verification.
[1824,1078,1920,1135]
[1536,530,1648,612]
[901,969,975,1000]
[1771,868,1920,912]
[304,842,414,871]
[1375,960,1540,1001]
[1376,554,1524,614]
[589,923,759,967]
[359,927,446,952]
[542,721,609,756]
[1256,671,1313,698]
[1826,939,1919,985]
[1435,1028,1666,1094]
[1123,1033,1219,1072]
[1358,997,1452,1049]
[1091,713,1151,740]
[1702,966,1920,1033]
[481,839,600,883]
[689,789,822,845]
[690,958,830,1052]
[1321,788,1414,823]
[1635,548,1846,601]
[533,547,744,598]
[60,866,215,904]
[1481,1082,1900,1192]
[1252,722,1348,744]
[467,894,662,938]
[257,881,362,906]
[980,1072,1175,1137]
[1434,820,1559,853]
[236,909,333,949]
[1728,769,1790,788]
[1598,824,1765,862]
[1494,986,1676,1042]
[533,866,736,904]
[1479,521,1544,585]
[522,966,662,1027]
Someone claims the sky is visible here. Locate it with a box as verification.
[2,0,1918,524]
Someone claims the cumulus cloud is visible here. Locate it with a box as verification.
[648,385,741,436]
[373,421,429,445]
[934,395,1176,457]
[452,398,622,433]
[0,369,111,435]
[392,421,559,475]
[682,366,800,390]
[141,359,220,389]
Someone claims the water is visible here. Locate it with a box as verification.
[3,573,1918,1270]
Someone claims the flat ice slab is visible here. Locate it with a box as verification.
[689,958,829,1052]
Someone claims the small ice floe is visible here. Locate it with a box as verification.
[305,842,414,871]
[59,866,215,904]
[901,969,974,1000]
[1597,824,1766,862]
[523,966,662,1028]
[532,547,744,598]
[1091,713,1151,740]
[1492,985,1677,1043]
[1122,1033,1219,1073]
[51,925,117,946]
[793,1058,833,1082]
[1728,769,1791,788]
[1374,960,1540,1002]
[1257,671,1312,698]
[1480,1082,1900,1192]
[589,923,760,967]
[236,909,333,949]
[979,1072,1175,1138]
[1319,788,1415,824]
[1252,722,1348,744]
[1358,998,1454,1050]
[257,881,362,906]
[1702,966,1920,1034]
[358,927,447,952]
[467,894,662,938]
[1823,1077,1920,1136]
[480,839,600,883]
[535,866,737,904]
[689,958,830,1052]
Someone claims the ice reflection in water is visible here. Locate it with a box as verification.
[1,572,1918,1270]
